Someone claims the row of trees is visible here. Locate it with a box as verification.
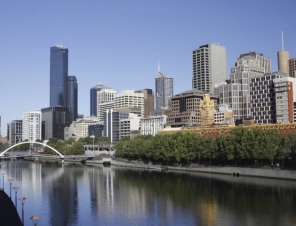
[114,127,296,167]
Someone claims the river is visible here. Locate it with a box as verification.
[1,160,296,226]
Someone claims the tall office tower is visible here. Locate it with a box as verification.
[218,52,271,121]
[277,32,290,75]
[135,88,155,117]
[50,45,68,107]
[155,66,173,115]
[22,111,42,143]
[289,58,296,78]
[8,120,22,146]
[97,88,116,118]
[41,106,71,140]
[67,75,78,121]
[192,43,227,94]
[114,90,145,116]
[90,84,111,116]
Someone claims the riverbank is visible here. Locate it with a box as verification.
[86,158,296,180]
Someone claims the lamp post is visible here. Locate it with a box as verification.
[1,173,5,191]
[13,186,19,208]
[90,135,95,156]
[30,215,40,226]
[8,178,13,199]
[19,197,26,225]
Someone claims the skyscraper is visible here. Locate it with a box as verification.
[192,43,227,94]
[67,76,78,121]
[90,84,111,116]
[50,45,68,107]
[135,89,155,117]
[155,66,173,115]
[22,111,42,143]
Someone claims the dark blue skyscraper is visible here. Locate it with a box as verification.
[50,46,68,107]
[67,76,78,121]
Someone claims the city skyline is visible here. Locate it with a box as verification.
[1,0,296,136]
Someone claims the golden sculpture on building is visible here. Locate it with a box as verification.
[200,94,215,125]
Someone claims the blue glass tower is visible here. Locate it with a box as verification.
[50,46,68,107]
[67,76,78,121]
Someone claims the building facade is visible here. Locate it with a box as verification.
[90,84,111,116]
[41,106,71,140]
[192,43,227,94]
[50,46,68,107]
[140,115,167,136]
[22,111,42,143]
[98,101,115,122]
[289,58,296,78]
[166,89,218,127]
[120,113,140,138]
[97,88,116,119]
[155,69,173,114]
[135,88,155,117]
[67,75,78,122]
[8,120,22,146]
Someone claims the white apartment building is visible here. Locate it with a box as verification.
[114,90,145,117]
[22,111,41,143]
[140,115,167,136]
[96,88,116,119]
[64,116,101,140]
[99,101,114,122]
[192,43,227,94]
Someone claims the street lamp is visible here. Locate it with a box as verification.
[8,178,13,199]
[30,215,40,226]
[1,173,5,191]
[13,186,19,208]
[19,197,26,225]
[90,135,95,156]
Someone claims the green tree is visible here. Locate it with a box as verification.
[69,142,85,155]
[263,129,282,165]
[246,128,265,166]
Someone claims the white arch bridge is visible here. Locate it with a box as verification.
[0,141,64,159]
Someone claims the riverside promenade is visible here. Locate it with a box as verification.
[0,189,23,226]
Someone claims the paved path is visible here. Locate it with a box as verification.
[0,189,23,226]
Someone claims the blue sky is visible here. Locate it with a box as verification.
[1,0,296,137]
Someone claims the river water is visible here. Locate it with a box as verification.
[1,160,296,226]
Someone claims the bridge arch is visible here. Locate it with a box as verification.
[0,141,64,158]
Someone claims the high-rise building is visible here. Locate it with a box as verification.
[96,88,116,118]
[104,110,129,142]
[289,58,296,78]
[8,120,22,146]
[41,106,71,140]
[90,84,111,116]
[155,67,173,115]
[192,43,227,94]
[135,89,154,117]
[50,46,68,107]
[22,111,42,143]
[114,90,145,116]
[67,75,78,121]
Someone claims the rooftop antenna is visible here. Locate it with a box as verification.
[158,61,160,72]
[281,31,284,51]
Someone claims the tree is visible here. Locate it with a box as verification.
[263,129,282,166]
[69,142,85,155]
[246,128,265,166]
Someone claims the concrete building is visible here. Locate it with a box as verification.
[64,116,101,140]
[140,115,167,136]
[274,76,296,123]
[90,83,111,117]
[22,111,42,143]
[98,101,114,122]
[41,106,71,140]
[155,67,173,115]
[8,120,22,146]
[67,75,78,122]
[88,124,104,138]
[217,52,271,121]
[96,88,116,119]
[214,104,233,124]
[120,113,140,138]
[278,32,290,75]
[103,110,129,142]
[250,72,287,124]
[289,58,296,78]
[114,90,144,117]
[166,89,218,127]
[135,88,154,117]
[192,43,227,94]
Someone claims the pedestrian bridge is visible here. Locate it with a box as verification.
[0,141,64,158]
